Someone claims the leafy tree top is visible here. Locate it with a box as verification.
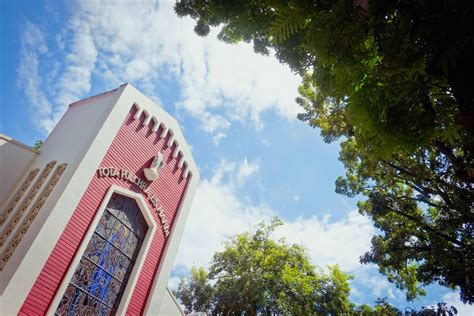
[174,219,459,315]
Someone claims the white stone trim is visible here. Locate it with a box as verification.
[178,157,185,169]
[142,112,152,126]
[47,185,157,316]
[119,85,199,176]
[142,171,199,314]
[184,168,191,179]
[160,125,168,138]
[181,164,188,178]
[161,287,185,315]
[151,117,159,132]
[172,141,179,158]
[133,107,142,120]
[0,134,38,153]
[166,130,174,148]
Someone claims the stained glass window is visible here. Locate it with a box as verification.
[55,193,148,316]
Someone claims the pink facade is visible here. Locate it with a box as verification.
[20,106,189,314]
[0,84,197,315]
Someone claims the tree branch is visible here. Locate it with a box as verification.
[385,201,469,249]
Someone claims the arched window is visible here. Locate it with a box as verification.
[55,193,148,315]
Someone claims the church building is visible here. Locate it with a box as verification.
[0,84,199,315]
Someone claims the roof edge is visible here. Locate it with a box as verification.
[0,133,39,154]
[68,84,128,108]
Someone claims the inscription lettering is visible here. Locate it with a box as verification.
[97,167,170,237]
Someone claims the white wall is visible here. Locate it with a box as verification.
[158,287,185,316]
[0,135,38,205]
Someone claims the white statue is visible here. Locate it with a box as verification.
[144,151,165,181]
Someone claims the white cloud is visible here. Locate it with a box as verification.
[261,138,271,146]
[275,210,375,271]
[17,21,54,132]
[173,159,273,269]
[18,0,301,137]
[54,13,98,112]
[173,157,376,279]
[349,266,403,302]
[212,132,226,147]
[236,158,260,187]
[441,291,474,315]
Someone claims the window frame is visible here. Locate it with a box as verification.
[48,185,157,315]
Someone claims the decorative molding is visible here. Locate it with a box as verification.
[0,163,67,271]
[172,140,179,158]
[183,168,191,179]
[0,161,56,246]
[130,103,192,181]
[160,125,168,138]
[166,130,174,147]
[178,157,185,169]
[143,113,152,126]
[151,117,159,132]
[133,108,142,120]
[0,168,40,226]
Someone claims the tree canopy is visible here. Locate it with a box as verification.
[176,218,353,315]
[174,0,474,303]
[174,219,458,315]
[174,266,214,313]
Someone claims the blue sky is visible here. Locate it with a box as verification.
[1,0,472,313]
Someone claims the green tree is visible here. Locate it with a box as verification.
[350,298,458,316]
[174,0,474,302]
[210,218,352,315]
[174,221,459,315]
[187,217,352,315]
[335,135,473,302]
[174,266,214,314]
[411,302,458,316]
[33,140,43,151]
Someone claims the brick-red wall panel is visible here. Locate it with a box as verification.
[20,106,189,314]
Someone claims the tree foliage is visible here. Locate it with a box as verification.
[176,218,353,315]
[175,0,474,303]
[174,220,458,315]
[174,266,214,314]
[350,298,458,316]
[33,140,43,151]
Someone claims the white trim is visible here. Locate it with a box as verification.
[0,86,127,314]
[0,133,38,153]
[178,157,185,169]
[133,108,142,120]
[140,109,149,124]
[181,164,188,178]
[151,117,159,132]
[159,125,168,138]
[164,287,185,315]
[183,168,191,179]
[142,171,199,314]
[142,113,152,126]
[166,130,174,147]
[171,141,179,158]
[47,185,157,316]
